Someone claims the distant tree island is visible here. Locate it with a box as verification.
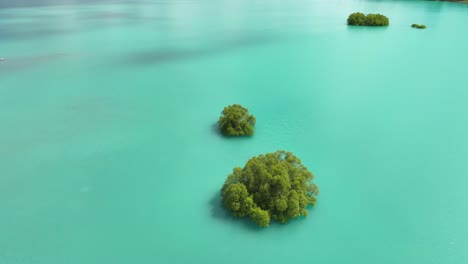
[439,0,468,3]
[218,104,256,136]
[411,24,426,29]
[347,12,389,26]
[221,151,319,227]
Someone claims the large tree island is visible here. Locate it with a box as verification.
[221,151,319,227]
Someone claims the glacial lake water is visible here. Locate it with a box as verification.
[0,0,467,263]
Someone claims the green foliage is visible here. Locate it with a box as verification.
[347,12,389,26]
[347,12,366,26]
[218,104,256,136]
[221,183,253,217]
[249,207,270,227]
[365,14,389,26]
[221,151,319,227]
[411,24,426,29]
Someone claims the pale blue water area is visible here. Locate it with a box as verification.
[1,0,467,263]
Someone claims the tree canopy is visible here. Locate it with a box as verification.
[348,12,389,26]
[221,151,319,227]
[347,12,366,26]
[218,104,256,136]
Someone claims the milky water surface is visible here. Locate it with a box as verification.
[0,0,467,263]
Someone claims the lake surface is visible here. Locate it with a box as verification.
[1,0,467,263]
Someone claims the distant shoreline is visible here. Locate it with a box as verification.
[430,0,468,3]
[441,0,468,3]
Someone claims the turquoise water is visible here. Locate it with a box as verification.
[1,0,468,263]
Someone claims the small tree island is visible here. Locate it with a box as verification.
[221,151,319,227]
[411,24,426,29]
[218,104,256,136]
[347,12,389,26]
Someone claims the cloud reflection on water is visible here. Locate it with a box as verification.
[124,34,280,66]
[0,0,115,9]
[0,53,76,74]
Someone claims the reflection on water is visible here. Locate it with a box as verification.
[0,53,76,73]
[0,0,114,8]
[124,33,279,65]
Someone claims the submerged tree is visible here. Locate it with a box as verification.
[221,151,319,227]
[218,104,256,136]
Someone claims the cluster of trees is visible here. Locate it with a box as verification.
[221,151,319,227]
[218,104,256,136]
[411,24,426,29]
[347,12,389,26]
[217,106,318,227]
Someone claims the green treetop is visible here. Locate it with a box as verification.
[347,12,389,26]
[218,104,256,136]
[347,12,366,26]
[221,151,319,227]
